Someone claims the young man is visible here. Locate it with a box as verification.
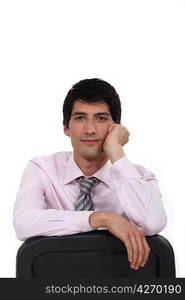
[13,78,167,270]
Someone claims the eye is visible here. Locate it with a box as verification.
[74,116,85,120]
[97,116,108,121]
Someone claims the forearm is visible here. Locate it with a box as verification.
[105,144,125,163]
[115,179,167,235]
[108,157,167,235]
[13,208,94,241]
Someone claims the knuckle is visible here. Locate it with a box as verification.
[137,257,143,264]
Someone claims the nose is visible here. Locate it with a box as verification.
[84,119,97,136]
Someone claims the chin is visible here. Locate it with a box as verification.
[80,152,99,159]
[78,148,103,159]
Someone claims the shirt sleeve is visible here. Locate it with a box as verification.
[13,161,94,241]
[110,157,167,236]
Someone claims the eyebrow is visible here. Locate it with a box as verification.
[71,112,111,117]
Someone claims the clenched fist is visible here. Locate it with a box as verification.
[103,123,130,163]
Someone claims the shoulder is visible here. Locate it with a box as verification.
[133,162,157,180]
[30,151,72,170]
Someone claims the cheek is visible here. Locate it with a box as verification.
[100,124,110,137]
[70,125,82,139]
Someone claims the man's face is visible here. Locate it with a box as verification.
[64,100,113,160]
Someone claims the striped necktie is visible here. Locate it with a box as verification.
[75,176,97,211]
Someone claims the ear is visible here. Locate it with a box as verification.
[63,124,71,137]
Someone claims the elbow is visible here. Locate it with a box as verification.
[13,225,26,241]
[143,214,167,236]
[13,215,33,241]
[13,219,26,241]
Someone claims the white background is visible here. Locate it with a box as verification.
[0,0,184,277]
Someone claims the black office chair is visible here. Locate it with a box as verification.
[16,230,176,278]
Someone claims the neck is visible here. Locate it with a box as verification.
[73,151,108,176]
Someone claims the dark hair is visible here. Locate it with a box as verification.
[63,78,121,127]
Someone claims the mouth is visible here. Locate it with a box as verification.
[81,139,100,145]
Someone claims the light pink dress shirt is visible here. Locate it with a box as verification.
[13,151,167,240]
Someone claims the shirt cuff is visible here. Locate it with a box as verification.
[67,211,94,232]
[110,156,142,181]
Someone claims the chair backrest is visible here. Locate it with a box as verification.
[16,230,176,278]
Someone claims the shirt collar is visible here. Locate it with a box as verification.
[63,152,112,189]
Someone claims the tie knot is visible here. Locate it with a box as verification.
[77,176,97,194]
